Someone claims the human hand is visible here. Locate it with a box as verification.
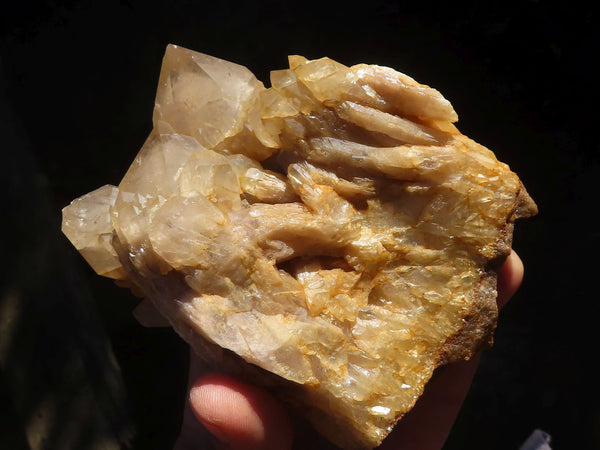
[174,251,525,450]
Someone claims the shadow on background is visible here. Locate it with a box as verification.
[0,61,188,449]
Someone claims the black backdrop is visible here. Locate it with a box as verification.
[1,1,598,449]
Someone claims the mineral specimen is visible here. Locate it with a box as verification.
[62,44,537,449]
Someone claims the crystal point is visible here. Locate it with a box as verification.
[62,44,537,449]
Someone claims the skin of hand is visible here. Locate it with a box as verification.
[174,250,525,450]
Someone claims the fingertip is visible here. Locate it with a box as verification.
[189,373,293,450]
[497,250,524,309]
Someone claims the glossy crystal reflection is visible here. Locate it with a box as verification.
[62,44,537,449]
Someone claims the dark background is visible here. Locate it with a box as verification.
[1,1,597,449]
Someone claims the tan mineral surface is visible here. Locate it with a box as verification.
[62,44,537,449]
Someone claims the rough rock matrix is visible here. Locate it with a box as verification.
[62,44,537,449]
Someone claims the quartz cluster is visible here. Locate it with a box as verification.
[62,44,537,449]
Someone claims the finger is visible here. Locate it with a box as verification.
[173,396,215,450]
[497,250,524,309]
[174,351,216,450]
[189,372,293,450]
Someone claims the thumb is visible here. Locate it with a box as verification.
[189,372,293,450]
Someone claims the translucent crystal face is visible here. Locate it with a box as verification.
[62,44,537,449]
